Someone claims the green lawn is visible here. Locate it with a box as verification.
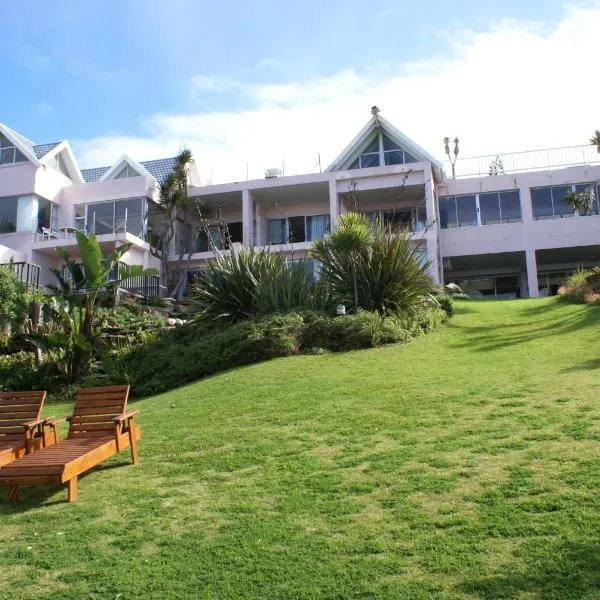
[2,298,600,599]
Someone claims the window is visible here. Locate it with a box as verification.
[0,196,18,233]
[440,191,521,228]
[80,198,147,237]
[531,184,598,219]
[479,190,521,225]
[0,133,27,165]
[364,208,426,232]
[47,153,71,178]
[439,194,477,228]
[269,215,330,245]
[114,163,140,179]
[346,132,418,169]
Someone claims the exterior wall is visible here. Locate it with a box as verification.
[0,162,37,196]
[439,164,600,296]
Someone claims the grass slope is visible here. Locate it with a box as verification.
[2,299,600,599]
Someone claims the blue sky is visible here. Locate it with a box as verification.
[0,1,596,180]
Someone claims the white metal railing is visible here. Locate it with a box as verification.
[444,144,600,179]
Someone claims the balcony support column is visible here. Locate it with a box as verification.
[329,179,339,228]
[525,248,539,298]
[242,190,253,248]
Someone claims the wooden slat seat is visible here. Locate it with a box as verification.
[0,385,140,503]
[0,391,47,467]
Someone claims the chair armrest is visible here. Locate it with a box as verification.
[113,410,140,424]
[44,415,70,428]
[22,418,45,431]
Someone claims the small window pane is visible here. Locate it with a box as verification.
[382,134,400,151]
[363,137,380,154]
[499,190,521,222]
[403,151,418,163]
[88,202,114,235]
[575,184,599,215]
[348,158,359,169]
[14,149,27,163]
[479,193,501,225]
[0,148,15,164]
[306,215,329,241]
[456,195,477,227]
[439,196,457,229]
[269,219,286,244]
[227,222,243,245]
[552,185,574,217]
[0,133,12,148]
[384,150,405,165]
[360,153,380,168]
[288,216,306,243]
[531,188,553,219]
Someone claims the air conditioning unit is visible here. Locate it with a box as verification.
[265,168,282,178]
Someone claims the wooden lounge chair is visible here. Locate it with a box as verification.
[0,385,140,503]
[0,391,47,470]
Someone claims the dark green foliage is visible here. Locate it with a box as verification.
[311,216,434,315]
[122,307,447,397]
[191,247,327,322]
[434,294,454,317]
[0,266,27,327]
[0,352,68,393]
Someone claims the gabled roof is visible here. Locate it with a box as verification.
[33,142,61,159]
[81,166,111,183]
[326,112,443,172]
[0,122,41,165]
[81,156,184,186]
[99,155,150,182]
[140,157,180,185]
[38,140,85,183]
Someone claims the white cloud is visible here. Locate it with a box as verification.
[74,5,600,184]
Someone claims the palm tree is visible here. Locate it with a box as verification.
[590,130,600,154]
[311,212,371,312]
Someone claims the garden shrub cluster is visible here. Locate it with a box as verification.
[119,305,448,397]
[558,267,600,304]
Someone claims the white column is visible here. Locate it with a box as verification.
[525,248,539,297]
[427,237,442,284]
[424,164,442,284]
[242,189,253,248]
[329,178,339,228]
[255,201,266,247]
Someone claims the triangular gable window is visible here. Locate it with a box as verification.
[0,132,28,165]
[346,132,419,170]
[114,163,141,179]
[47,151,71,178]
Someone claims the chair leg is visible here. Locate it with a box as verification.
[128,424,139,465]
[67,477,78,503]
[8,485,18,502]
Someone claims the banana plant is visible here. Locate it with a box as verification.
[30,231,158,380]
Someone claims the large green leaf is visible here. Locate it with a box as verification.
[75,230,103,289]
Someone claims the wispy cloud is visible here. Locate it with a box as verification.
[74,5,600,184]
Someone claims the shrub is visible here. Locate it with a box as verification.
[311,216,434,315]
[434,295,454,317]
[0,267,27,330]
[0,351,68,393]
[192,247,322,322]
[121,307,448,397]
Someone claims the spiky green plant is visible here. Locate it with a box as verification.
[311,215,433,315]
[191,247,321,322]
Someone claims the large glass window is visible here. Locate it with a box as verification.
[269,215,330,245]
[456,195,477,227]
[440,191,521,228]
[531,184,598,219]
[81,197,147,237]
[0,133,27,165]
[114,163,140,179]
[0,196,18,233]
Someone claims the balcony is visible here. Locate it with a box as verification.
[445,144,600,179]
[1,261,40,289]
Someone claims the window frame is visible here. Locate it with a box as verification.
[531,183,599,220]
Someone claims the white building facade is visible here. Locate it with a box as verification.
[1,110,599,298]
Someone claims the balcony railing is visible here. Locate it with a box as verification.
[60,262,162,298]
[444,144,600,179]
[1,262,41,289]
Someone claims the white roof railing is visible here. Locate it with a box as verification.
[444,144,600,179]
